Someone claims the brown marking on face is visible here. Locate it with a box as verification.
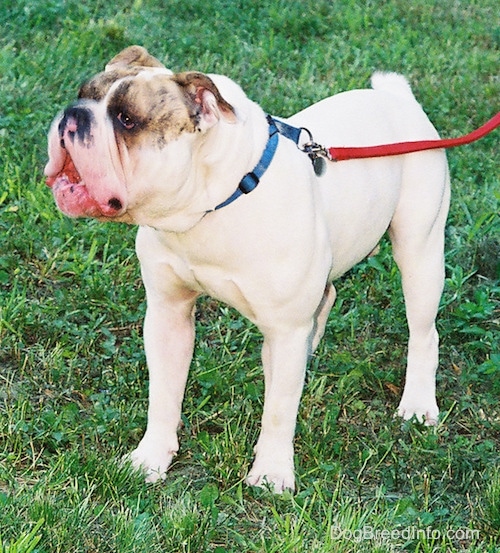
[105,45,167,71]
[77,47,236,151]
[79,46,169,102]
[107,75,198,149]
[78,68,146,101]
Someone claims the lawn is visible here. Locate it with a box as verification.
[0,0,498,551]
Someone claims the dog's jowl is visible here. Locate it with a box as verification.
[45,46,450,492]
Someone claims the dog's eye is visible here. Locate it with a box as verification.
[117,112,136,130]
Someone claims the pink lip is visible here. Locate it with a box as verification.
[46,153,124,219]
[51,175,117,218]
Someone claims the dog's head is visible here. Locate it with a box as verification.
[45,46,241,229]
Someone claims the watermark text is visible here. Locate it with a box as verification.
[331,524,480,545]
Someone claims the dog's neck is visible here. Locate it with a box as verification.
[149,104,270,232]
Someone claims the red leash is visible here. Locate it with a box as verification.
[208,111,499,211]
[327,111,500,161]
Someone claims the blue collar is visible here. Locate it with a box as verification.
[207,115,303,213]
[207,115,318,212]
[209,116,280,211]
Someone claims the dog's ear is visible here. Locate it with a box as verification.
[105,46,167,71]
[173,72,237,129]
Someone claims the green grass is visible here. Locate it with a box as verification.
[0,0,498,551]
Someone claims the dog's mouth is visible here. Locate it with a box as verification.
[45,150,125,219]
[46,151,82,189]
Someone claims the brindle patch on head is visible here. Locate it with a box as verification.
[78,68,146,102]
[79,46,171,102]
[105,45,167,71]
[106,74,198,149]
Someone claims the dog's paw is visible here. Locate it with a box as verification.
[126,440,176,483]
[246,470,295,494]
[397,397,439,426]
[246,457,295,494]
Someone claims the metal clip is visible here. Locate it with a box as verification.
[298,128,333,161]
[303,141,334,161]
[296,128,332,176]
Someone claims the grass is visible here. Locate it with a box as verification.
[0,0,498,551]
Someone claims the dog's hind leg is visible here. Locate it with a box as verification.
[389,155,450,425]
[311,283,337,353]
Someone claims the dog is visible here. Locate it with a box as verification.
[45,45,450,492]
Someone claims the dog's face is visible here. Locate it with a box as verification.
[45,46,237,227]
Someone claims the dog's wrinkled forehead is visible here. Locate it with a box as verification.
[81,71,198,148]
[73,46,236,148]
[114,75,198,139]
[78,44,172,101]
[78,67,148,101]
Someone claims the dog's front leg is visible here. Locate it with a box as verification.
[246,323,313,493]
[129,292,197,483]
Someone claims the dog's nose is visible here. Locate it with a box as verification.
[58,105,94,145]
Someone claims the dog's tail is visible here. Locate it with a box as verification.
[370,72,415,99]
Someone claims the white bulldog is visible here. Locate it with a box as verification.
[45,46,450,492]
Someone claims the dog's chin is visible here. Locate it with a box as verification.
[51,176,107,218]
[47,154,127,219]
